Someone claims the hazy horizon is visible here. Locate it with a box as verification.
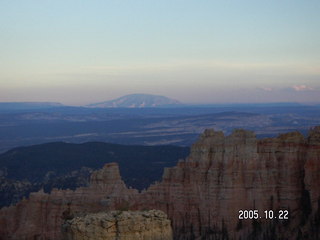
[1,93,320,107]
[1,1,320,105]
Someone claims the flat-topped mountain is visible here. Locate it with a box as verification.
[87,94,181,108]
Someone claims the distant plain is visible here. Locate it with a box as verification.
[1,102,319,153]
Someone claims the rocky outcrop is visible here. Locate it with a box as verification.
[62,210,173,240]
[1,127,320,240]
[0,163,138,240]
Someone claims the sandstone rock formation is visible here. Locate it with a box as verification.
[0,163,139,240]
[62,210,173,240]
[137,128,312,239]
[1,127,320,240]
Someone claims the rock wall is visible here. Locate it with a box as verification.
[0,127,320,240]
[62,210,173,240]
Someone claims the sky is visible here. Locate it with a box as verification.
[0,0,320,105]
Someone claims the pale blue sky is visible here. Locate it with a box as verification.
[1,0,319,105]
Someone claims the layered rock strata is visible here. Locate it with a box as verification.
[62,210,173,240]
[0,127,320,240]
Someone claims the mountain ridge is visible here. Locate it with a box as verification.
[0,102,63,110]
[87,94,181,108]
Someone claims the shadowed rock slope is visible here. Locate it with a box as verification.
[0,127,320,239]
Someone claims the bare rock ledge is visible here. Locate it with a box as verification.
[62,210,173,240]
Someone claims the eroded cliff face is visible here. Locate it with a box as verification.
[61,210,173,240]
[138,129,313,239]
[0,163,139,240]
[0,127,320,240]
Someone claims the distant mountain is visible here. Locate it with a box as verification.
[0,102,63,111]
[88,94,181,108]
